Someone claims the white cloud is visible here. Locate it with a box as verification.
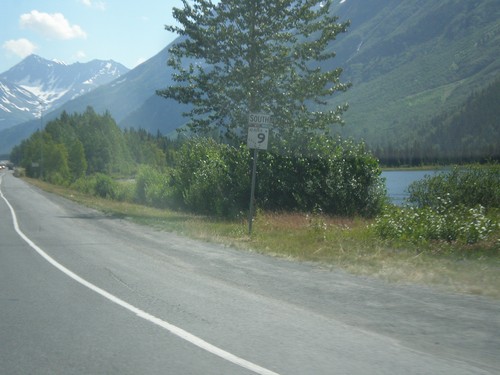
[20,10,87,40]
[80,0,107,11]
[2,38,38,58]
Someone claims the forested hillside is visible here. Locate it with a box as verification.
[328,0,500,163]
[373,78,500,165]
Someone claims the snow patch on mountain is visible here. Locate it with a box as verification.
[0,78,41,125]
[19,83,69,110]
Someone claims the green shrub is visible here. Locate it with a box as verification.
[135,165,175,208]
[258,135,386,217]
[173,139,250,217]
[374,196,498,244]
[168,135,385,218]
[72,175,96,195]
[46,172,69,187]
[71,173,118,199]
[94,173,118,199]
[115,180,135,202]
[13,168,26,177]
[408,164,500,209]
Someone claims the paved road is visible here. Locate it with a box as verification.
[1,171,499,374]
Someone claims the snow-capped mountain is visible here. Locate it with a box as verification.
[0,54,129,130]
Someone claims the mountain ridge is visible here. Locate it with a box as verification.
[0,54,129,131]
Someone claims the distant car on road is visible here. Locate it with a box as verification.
[0,162,13,170]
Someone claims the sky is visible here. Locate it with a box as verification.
[0,0,186,73]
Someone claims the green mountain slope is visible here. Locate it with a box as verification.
[327,0,499,154]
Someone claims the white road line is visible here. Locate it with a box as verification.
[0,175,280,375]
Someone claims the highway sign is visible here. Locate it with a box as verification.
[247,126,269,150]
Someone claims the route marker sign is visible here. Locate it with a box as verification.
[247,112,272,151]
[247,126,269,150]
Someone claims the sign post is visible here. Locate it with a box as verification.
[247,113,271,235]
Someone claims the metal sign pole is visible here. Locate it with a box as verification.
[247,112,271,236]
[248,148,258,235]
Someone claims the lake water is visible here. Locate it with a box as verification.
[382,170,439,205]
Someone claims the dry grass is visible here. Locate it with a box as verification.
[25,178,500,298]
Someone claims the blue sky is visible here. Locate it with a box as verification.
[0,0,186,73]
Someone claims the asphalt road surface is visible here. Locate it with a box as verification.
[1,170,499,375]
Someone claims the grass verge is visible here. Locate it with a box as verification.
[24,177,499,298]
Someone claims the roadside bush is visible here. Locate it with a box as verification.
[115,180,135,202]
[408,164,500,209]
[258,135,386,217]
[135,165,175,208]
[376,164,500,245]
[46,172,69,187]
[169,135,385,218]
[374,196,499,244]
[72,175,96,195]
[94,173,118,199]
[13,168,26,177]
[173,138,250,217]
[71,173,118,199]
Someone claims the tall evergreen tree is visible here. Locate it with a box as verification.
[158,0,351,141]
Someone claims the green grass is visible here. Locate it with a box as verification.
[25,177,500,298]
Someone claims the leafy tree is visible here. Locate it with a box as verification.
[124,128,167,168]
[75,107,133,174]
[43,142,70,185]
[10,132,45,178]
[158,0,351,140]
[45,111,77,145]
[67,139,87,181]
